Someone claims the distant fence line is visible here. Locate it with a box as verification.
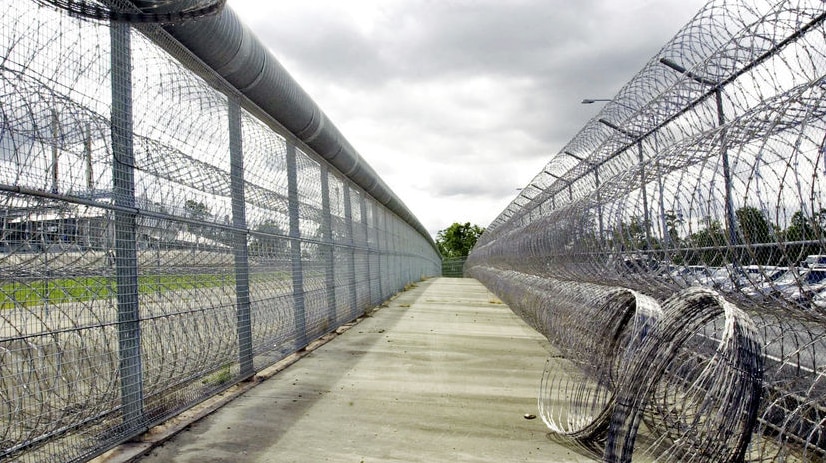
[0,2,440,462]
[441,257,467,278]
[468,0,826,461]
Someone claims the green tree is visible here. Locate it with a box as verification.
[249,219,288,257]
[664,209,683,245]
[785,210,818,242]
[684,219,727,266]
[184,199,211,221]
[781,209,823,265]
[735,206,776,265]
[611,216,649,251]
[436,222,484,258]
[184,199,213,238]
[736,206,773,245]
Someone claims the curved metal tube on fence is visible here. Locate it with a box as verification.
[150,3,435,250]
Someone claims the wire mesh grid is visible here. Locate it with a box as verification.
[34,0,227,23]
[0,1,440,461]
[467,0,826,461]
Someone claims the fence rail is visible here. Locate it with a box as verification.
[468,0,826,461]
[0,2,440,462]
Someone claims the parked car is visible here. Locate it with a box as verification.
[719,265,786,293]
[743,267,826,304]
[619,255,660,273]
[701,266,735,288]
[802,254,826,268]
[669,265,713,286]
[778,268,826,303]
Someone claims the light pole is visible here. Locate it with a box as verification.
[544,169,573,204]
[659,57,738,252]
[582,98,637,111]
[564,150,603,243]
[598,117,652,247]
[581,98,659,250]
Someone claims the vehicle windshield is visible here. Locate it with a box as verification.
[774,270,800,285]
[805,255,826,266]
[807,270,826,284]
[767,268,786,279]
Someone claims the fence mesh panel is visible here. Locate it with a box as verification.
[0,2,440,461]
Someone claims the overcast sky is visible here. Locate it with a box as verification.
[227,0,708,237]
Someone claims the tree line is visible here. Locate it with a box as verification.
[613,205,826,267]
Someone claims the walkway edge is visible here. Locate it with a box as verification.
[91,310,377,463]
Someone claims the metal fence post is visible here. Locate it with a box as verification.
[286,143,307,348]
[376,207,385,301]
[716,89,739,254]
[343,184,358,314]
[392,216,400,291]
[360,196,372,305]
[398,220,404,288]
[228,97,253,378]
[110,20,143,426]
[319,164,337,328]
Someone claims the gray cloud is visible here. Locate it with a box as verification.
[230,0,707,232]
[423,163,522,199]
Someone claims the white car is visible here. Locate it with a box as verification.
[670,265,713,286]
[701,266,736,288]
[743,267,826,304]
[810,288,826,311]
[802,254,826,268]
[719,265,786,293]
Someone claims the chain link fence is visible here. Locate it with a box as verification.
[0,2,440,461]
[468,0,826,461]
[441,257,467,278]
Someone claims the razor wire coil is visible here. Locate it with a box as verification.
[468,0,826,460]
[0,1,440,462]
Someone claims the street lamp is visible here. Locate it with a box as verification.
[598,118,652,246]
[544,169,573,203]
[584,98,668,251]
[563,150,604,243]
[582,98,638,112]
[659,57,738,251]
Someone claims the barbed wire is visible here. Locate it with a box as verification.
[33,0,226,23]
[468,0,826,460]
[0,1,440,461]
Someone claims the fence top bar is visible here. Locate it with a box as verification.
[137,3,436,250]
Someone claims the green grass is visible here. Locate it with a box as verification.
[201,363,233,386]
[0,273,234,310]
[0,270,294,310]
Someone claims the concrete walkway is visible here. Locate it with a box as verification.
[132,278,595,463]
